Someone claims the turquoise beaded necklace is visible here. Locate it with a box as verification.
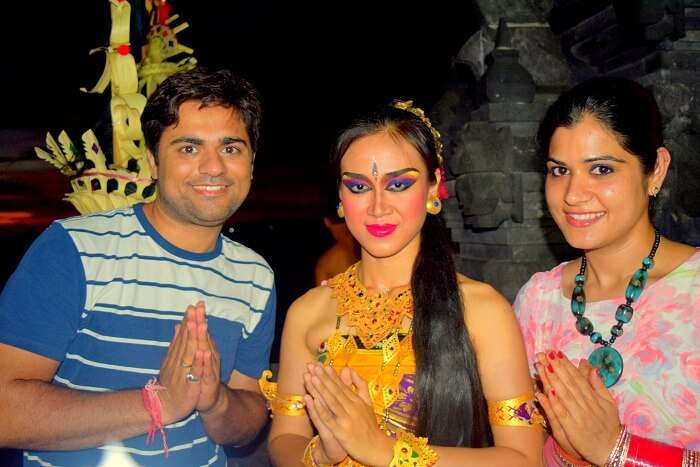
[570,230,661,388]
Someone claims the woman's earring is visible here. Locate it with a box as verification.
[650,186,659,197]
[426,197,442,215]
[336,202,345,218]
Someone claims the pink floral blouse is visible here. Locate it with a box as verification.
[514,251,700,450]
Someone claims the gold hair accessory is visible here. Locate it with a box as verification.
[392,100,444,166]
[426,197,441,215]
[389,431,438,467]
[258,370,307,417]
[487,393,545,428]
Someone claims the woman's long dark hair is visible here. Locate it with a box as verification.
[331,106,493,447]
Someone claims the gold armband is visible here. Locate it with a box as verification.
[389,431,438,467]
[488,392,544,428]
[258,369,307,416]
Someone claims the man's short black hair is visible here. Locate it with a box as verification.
[141,68,262,159]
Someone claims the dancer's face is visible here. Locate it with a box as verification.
[338,131,439,259]
[148,100,254,229]
[545,114,666,250]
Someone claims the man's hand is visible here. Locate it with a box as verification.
[157,307,202,425]
[191,302,223,414]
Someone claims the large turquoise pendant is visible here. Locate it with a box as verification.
[588,346,623,388]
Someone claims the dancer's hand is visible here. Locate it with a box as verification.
[304,363,394,466]
[535,350,622,466]
[302,364,349,465]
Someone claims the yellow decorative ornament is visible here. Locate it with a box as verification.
[138,2,197,97]
[392,100,444,166]
[425,196,441,215]
[388,431,438,467]
[487,392,545,428]
[33,0,196,215]
[329,263,413,350]
[258,370,308,417]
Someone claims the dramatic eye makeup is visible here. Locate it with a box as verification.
[341,168,421,193]
[342,173,371,193]
[385,169,420,192]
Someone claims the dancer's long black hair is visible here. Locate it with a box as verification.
[331,105,493,447]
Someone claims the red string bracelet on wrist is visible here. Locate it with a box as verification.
[141,377,169,457]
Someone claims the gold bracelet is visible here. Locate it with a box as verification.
[488,392,545,428]
[302,435,331,467]
[388,431,438,467]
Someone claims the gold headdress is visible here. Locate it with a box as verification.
[392,100,448,200]
[34,0,197,214]
[392,100,444,166]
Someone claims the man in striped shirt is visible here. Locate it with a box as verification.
[0,68,276,466]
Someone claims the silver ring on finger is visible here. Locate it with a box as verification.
[185,372,200,383]
[180,361,193,368]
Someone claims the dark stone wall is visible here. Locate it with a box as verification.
[434,0,700,301]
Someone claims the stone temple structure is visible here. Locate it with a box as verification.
[434,0,700,301]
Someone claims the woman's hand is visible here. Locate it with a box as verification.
[301,364,348,465]
[535,350,622,466]
[304,363,394,466]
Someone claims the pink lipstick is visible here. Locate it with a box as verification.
[366,224,397,237]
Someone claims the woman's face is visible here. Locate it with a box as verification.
[545,114,656,251]
[339,131,438,260]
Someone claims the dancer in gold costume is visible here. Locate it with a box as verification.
[260,102,544,466]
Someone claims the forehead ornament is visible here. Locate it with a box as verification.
[371,159,379,179]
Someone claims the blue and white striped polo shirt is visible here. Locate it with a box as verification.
[0,203,276,466]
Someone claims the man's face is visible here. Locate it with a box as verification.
[148,100,253,228]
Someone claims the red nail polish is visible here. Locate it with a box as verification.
[547,364,554,373]
[551,388,556,396]
[548,351,556,360]
[557,350,564,359]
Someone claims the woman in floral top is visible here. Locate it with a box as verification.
[514,77,699,466]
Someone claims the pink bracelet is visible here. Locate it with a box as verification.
[141,377,169,457]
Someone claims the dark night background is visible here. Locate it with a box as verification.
[0,0,480,373]
[1,1,479,168]
[0,4,481,297]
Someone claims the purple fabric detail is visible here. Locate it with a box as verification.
[515,402,533,422]
[389,373,417,420]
